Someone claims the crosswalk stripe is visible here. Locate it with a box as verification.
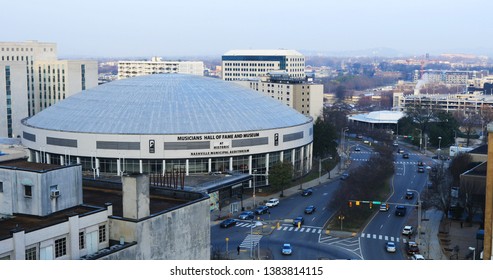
[361,232,365,237]
[300,228,305,232]
[379,235,382,240]
[397,238,400,242]
[385,236,388,241]
[391,236,394,241]
[294,227,300,232]
[288,227,293,231]
[373,234,377,239]
[318,229,322,234]
[305,228,310,233]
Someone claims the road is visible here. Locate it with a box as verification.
[358,146,431,260]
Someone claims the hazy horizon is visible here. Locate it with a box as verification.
[3,0,493,58]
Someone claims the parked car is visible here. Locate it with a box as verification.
[398,148,404,154]
[255,205,269,215]
[282,243,292,255]
[341,173,349,180]
[406,241,420,255]
[402,225,414,236]
[238,211,254,220]
[418,167,425,173]
[405,191,414,199]
[395,205,407,216]
[304,205,316,214]
[403,153,410,159]
[301,188,313,196]
[411,254,425,260]
[385,241,396,253]
[265,198,279,207]
[293,216,304,227]
[220,218,237,228]
[354,146,361,151]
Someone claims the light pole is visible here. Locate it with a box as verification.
[438,136,442,152]
[407,188,421,246]
[318,156,333,184]
[252,169,257,208]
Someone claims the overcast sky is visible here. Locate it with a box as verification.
[2,0,492,58]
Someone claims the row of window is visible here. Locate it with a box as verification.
[23,225,107,260]
[1,47,35,52]
[224,63,276,67]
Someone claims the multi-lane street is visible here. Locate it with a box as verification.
[211,139,433,260]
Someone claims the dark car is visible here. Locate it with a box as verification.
[293,216,304,227]
[406,241,420,255]
[405,191,414,199]
[304,205,316,214]
[341,173,349,180]
[418,167,425,173]
[417,161,424,166]
[255,205,269,215]
[395,205,407,216]
[403,153,409,159]
[301,188,313,196]
[238,211,254,220]
[220,218,237,228]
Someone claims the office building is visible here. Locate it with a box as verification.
[118,57,204,79]
[0,41,98,138]
[222,49,305,81]
[234,72,324,120]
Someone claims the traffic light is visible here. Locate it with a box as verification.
[348,201,353,207]
[369,202,373,209]
[386,204,389,210]
[355,201,360,206]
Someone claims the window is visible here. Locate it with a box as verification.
[79,232,85,249]
[54,237,67,258]
[25,247,37,260]
[0,182,3,192]
[98,225,106,243]
[24,185,32,197]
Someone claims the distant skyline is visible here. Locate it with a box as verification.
[3,0,493,58]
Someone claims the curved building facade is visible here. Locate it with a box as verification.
[20,74,313,184]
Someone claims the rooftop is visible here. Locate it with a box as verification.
[23,74,310,134]
[223,49,303,57]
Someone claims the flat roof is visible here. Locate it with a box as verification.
[0,205,104,241]
[0,159,72,172]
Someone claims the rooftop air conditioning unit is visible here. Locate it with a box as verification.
[50,190,60,198]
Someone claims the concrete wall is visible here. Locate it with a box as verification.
[106,199,210,260]
[0,165,83,216]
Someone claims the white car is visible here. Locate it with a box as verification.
[385,241,396,253]
[379,203,388,212]
[265,198,279,207]
[282,243,292,255]
[402,225,414,236]
[411,254,425,260]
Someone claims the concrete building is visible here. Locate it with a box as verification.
[0,41,98,138]
[0,161,210,260]
[393,92,493,114]
[234,72,324,120]
[413,70,487,84]
[222,49,305,81]
[348,110,404,130]
[20,74,313,189]
[118,57,204,79]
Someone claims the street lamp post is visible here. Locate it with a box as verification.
[438,136,442,152]
[318,156,333,184]
[252,169,257,209]
[407,189,422,246]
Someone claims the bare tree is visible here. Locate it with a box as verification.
[479,104,493,143]
[453,111,481,147]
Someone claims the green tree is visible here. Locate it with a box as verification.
[268,161,293,197]
[313,117,338,159]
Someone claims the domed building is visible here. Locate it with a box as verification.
[20,74,313,183]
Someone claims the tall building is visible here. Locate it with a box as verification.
[234,72,324,120]
[222,49,305,81]
[0,41,98,138]
[118,57,204,79]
